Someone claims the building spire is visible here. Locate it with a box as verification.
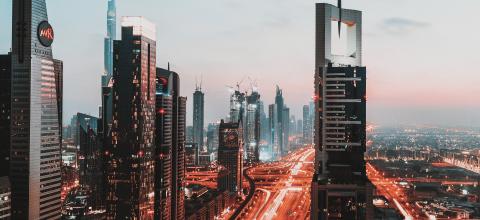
[338,0,342,37]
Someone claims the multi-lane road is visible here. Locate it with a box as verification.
[367,162,420,220]
[240,147,315,220]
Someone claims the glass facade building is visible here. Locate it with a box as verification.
[154,67,187,220]
[10,0,62,219]
[104,17,156,219]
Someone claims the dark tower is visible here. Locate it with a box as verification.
[76,113,103,208]
[104,17,156,219]
[154,67,186,220]
[217,120,244,194]
[311,2,373,220]
[192,84,204,150]
[0,54,11,177]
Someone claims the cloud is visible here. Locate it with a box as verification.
[380,17,430,35]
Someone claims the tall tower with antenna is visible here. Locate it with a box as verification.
[193,75,205,149]
[311,1,373,219]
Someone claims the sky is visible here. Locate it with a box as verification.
[1,0,480,127]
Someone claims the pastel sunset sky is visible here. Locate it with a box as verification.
[1,0,479,126]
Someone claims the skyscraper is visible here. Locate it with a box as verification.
[103,0,116,83]
[192,86,204,149]
[155,67,173,220]
[206,122,220,154]
[268,104,279,159]
[303,105,312,145]
[53,59,63,149]
[297,119,303,136]
[311,3,373,220]
[11,1,62,218]
[76,113,103,208]
[0,54,11,177]
[154,67,187,220]
[217,120,244,194]
[282,107,290,154]
[245,91,261,165]
[100,0,117,170]
[229,89,245,124]
[104,17,156,219]
[274,86,284,156]
[174,96,187,220]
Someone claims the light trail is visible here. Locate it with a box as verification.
[253,188,271,220]
[261,187,303,220]
[393,198,413,220]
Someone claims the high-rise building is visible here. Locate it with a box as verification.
[259,101,269,143]
[245,91,261,165]
[104,17,156,219]
[206,123,220,154]
[311,3,373,220]
[174,96,187,220]
[103,0,116,84]
[53,59,63,148]
[100,0,117,171]
[297,119,303,136]
[154,67,187,220]
[303,105,312,144]
[229,90,245,124]
[76,113,103,208]
[0,54,11,177]
[155,67,173,220]
[192,87,204,149]
[282,107,290,154]
[274,86,284,156]
[217,120,243,194]
[268,104,279,159]
[11,1,62,218]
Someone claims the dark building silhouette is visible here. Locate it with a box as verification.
[76,113,103,208]
[154,67,187,220]
[174,96,187,220]
[0,54,11,177]
[155,68,173,220]
[53,59,63,148]
[193,87,204,149]
[104,17,156,219]
[217,120,243,194]
[11,1,62,218]
[311,3,373,220]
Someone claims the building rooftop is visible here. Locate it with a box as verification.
[121,16,156,40]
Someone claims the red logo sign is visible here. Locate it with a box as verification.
[37,21,54,47]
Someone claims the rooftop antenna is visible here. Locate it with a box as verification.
[338,0,342,37]
[195,75,198,91]
[200,73,203,91]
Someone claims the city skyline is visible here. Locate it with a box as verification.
[2,1,480,219]
[1,0,480,126]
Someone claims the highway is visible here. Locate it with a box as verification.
[240,147,315,220]
[367,162,420,220]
